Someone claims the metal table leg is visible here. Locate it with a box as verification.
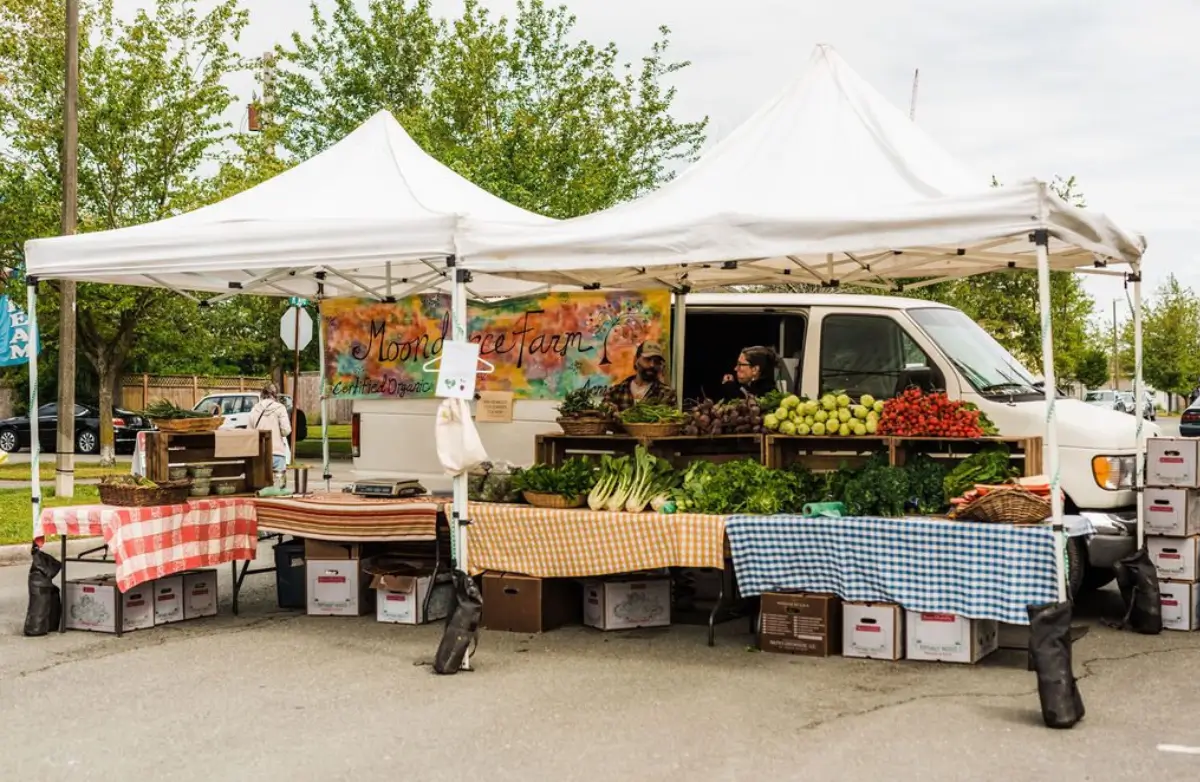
[59,536,67,633]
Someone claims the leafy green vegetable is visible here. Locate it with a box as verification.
[943,446,1017,501]
[587,447,679,512]
[904,455,949,515]
[620,403,686,424]
[673,460,803,515]
[556,386,609,417]
[513,457,597,499]
[144,399,211,420]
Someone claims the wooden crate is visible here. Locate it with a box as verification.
[889,436,1043,478]
[765,436,890,472]
[534,433,764,469]
[144,431,273,492]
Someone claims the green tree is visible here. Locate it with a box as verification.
[1073,347,1111,391]
[1140,275,1200,407]
[0,0,249,463]
[275,0,708,218]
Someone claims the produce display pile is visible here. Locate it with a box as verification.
[503,442,1023,518]
[682,397,765,436]
[876,388,998,438]
[143,399,211,420]
[556,387,610,419]
[760,391,883,437]
[620,403,687,425]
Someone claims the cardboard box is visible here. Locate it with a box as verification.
[842,602,904,660]
[373,571,454,625]
[1147,438,1199,488]
[1143,489,1200,537]
[1160,580,1200,631]
[583,577,670,631]
[1148,536,1200,582]
[482,573,581,633]
[304,539,363,560]
[758,592,842,656]
[307,559,373,616]
[64,577,155,633]
[153,575,186,625]
[183,569,219,619]
[905,612,998,664]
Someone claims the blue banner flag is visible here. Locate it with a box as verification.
[0,295,40,366]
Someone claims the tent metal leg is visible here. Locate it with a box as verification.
[1132,267,1145,550]
[1033,225,1066,602]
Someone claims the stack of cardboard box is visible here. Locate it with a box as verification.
[64,569,218,634]
[1145,438,1200,630]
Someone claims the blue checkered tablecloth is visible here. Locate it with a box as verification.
[725,515,1093,625]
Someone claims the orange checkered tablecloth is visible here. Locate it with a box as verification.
[465,503,726,577]
[36,499,258,592]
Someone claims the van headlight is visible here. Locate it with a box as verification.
[1092,455,1136,490]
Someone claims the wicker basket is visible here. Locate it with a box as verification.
[621,422,683,439]
[522,490,586,509]
[152,416,225,433]
[955,488,1051,525]
[99,479,192,507]
[557,417,610,436]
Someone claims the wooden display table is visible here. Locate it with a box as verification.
[765,435,1043,476]
[535,433,764,469]
[143,430,274,492]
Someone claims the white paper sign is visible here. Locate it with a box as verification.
[436,340,481,400]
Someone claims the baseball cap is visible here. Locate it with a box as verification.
[637,341,665,359]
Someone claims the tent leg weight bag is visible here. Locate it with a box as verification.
[433,570,483,675]
[24,546,63,637]
[1111,547,1162,635]
[1027,601,1085,729]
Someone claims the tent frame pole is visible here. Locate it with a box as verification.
[672,289,688,408]
[316,272,331,489]
[1033,225,1067,602]
[1132,266,1145,550]
[449,257,471,670]
[28,277,41,539]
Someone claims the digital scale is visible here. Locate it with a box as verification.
[346,479,428,498]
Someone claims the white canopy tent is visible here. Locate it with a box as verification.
[22,44,1147,650]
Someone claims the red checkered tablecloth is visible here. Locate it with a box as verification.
[36,499,258,592]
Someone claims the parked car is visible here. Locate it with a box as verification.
[1181,399,1200,437]
[1118,391,1156,421]
[1084,389,1127,413]
[193,392,308,442]
[0,403,152,454]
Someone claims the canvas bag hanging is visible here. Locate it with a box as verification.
[436,397,488,475]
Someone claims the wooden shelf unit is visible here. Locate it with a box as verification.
[534,433,765,469]
[143,431,273,492]
[765,435,1043,476]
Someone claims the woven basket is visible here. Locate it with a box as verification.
[152,416,225,433]
[557,417,610,436]
[522,490,586,509]
[621,422,683,439]
[956,488,1050,525]
[99,479,192,507]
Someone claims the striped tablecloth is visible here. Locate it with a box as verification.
[725,514,1082,625]
[466,503,726,577]
[253,492,440,541]
[36,499,258,592]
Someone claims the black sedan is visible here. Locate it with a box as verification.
[1181,400,1200,438]
[0,403,153,454]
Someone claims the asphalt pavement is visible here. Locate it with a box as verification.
[3,551,1200,781]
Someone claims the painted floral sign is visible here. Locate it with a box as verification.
[322,291,671,400]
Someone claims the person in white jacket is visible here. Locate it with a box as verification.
[250,383,292,486]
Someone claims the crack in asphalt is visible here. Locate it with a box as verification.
[9,613,302,679]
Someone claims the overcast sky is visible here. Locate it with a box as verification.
[121,0,1199,317]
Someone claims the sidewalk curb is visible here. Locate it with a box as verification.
[0,536,106,567]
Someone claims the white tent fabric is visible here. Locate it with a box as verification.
[459,45,1144,288]
[23,110,552,298]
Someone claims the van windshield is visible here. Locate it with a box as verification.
[908,308,1039,396]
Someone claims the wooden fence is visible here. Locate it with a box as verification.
[121,373,352,424]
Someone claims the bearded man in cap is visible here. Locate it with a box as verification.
[604,341,676,412]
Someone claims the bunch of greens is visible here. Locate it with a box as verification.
[144,399,211,420]
[789,454,949,516]
[673,459,803,515]
[556,386,609,418]
[620,402,686,424]
[904,455,950,515]
[757,389,786,413]
[513,457,597,499]
[839,454,911,517]
[587,447,679,512]
[943,446,1017,501]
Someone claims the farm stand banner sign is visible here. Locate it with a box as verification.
[322,291,671,400]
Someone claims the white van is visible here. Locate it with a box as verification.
[351,293,1154,591]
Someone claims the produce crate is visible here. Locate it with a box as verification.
[534,433,764,469]
[143,431,274,492]
[889,436,1043,478]
[764,436,891,472]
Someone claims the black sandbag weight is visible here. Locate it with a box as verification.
[1027,600,1085,729]
[1111,547,1162,634]
[24,547,63,637]
[433,570,483,675]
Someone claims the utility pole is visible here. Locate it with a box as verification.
[909,68,919,121]
[55,0,79,497]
